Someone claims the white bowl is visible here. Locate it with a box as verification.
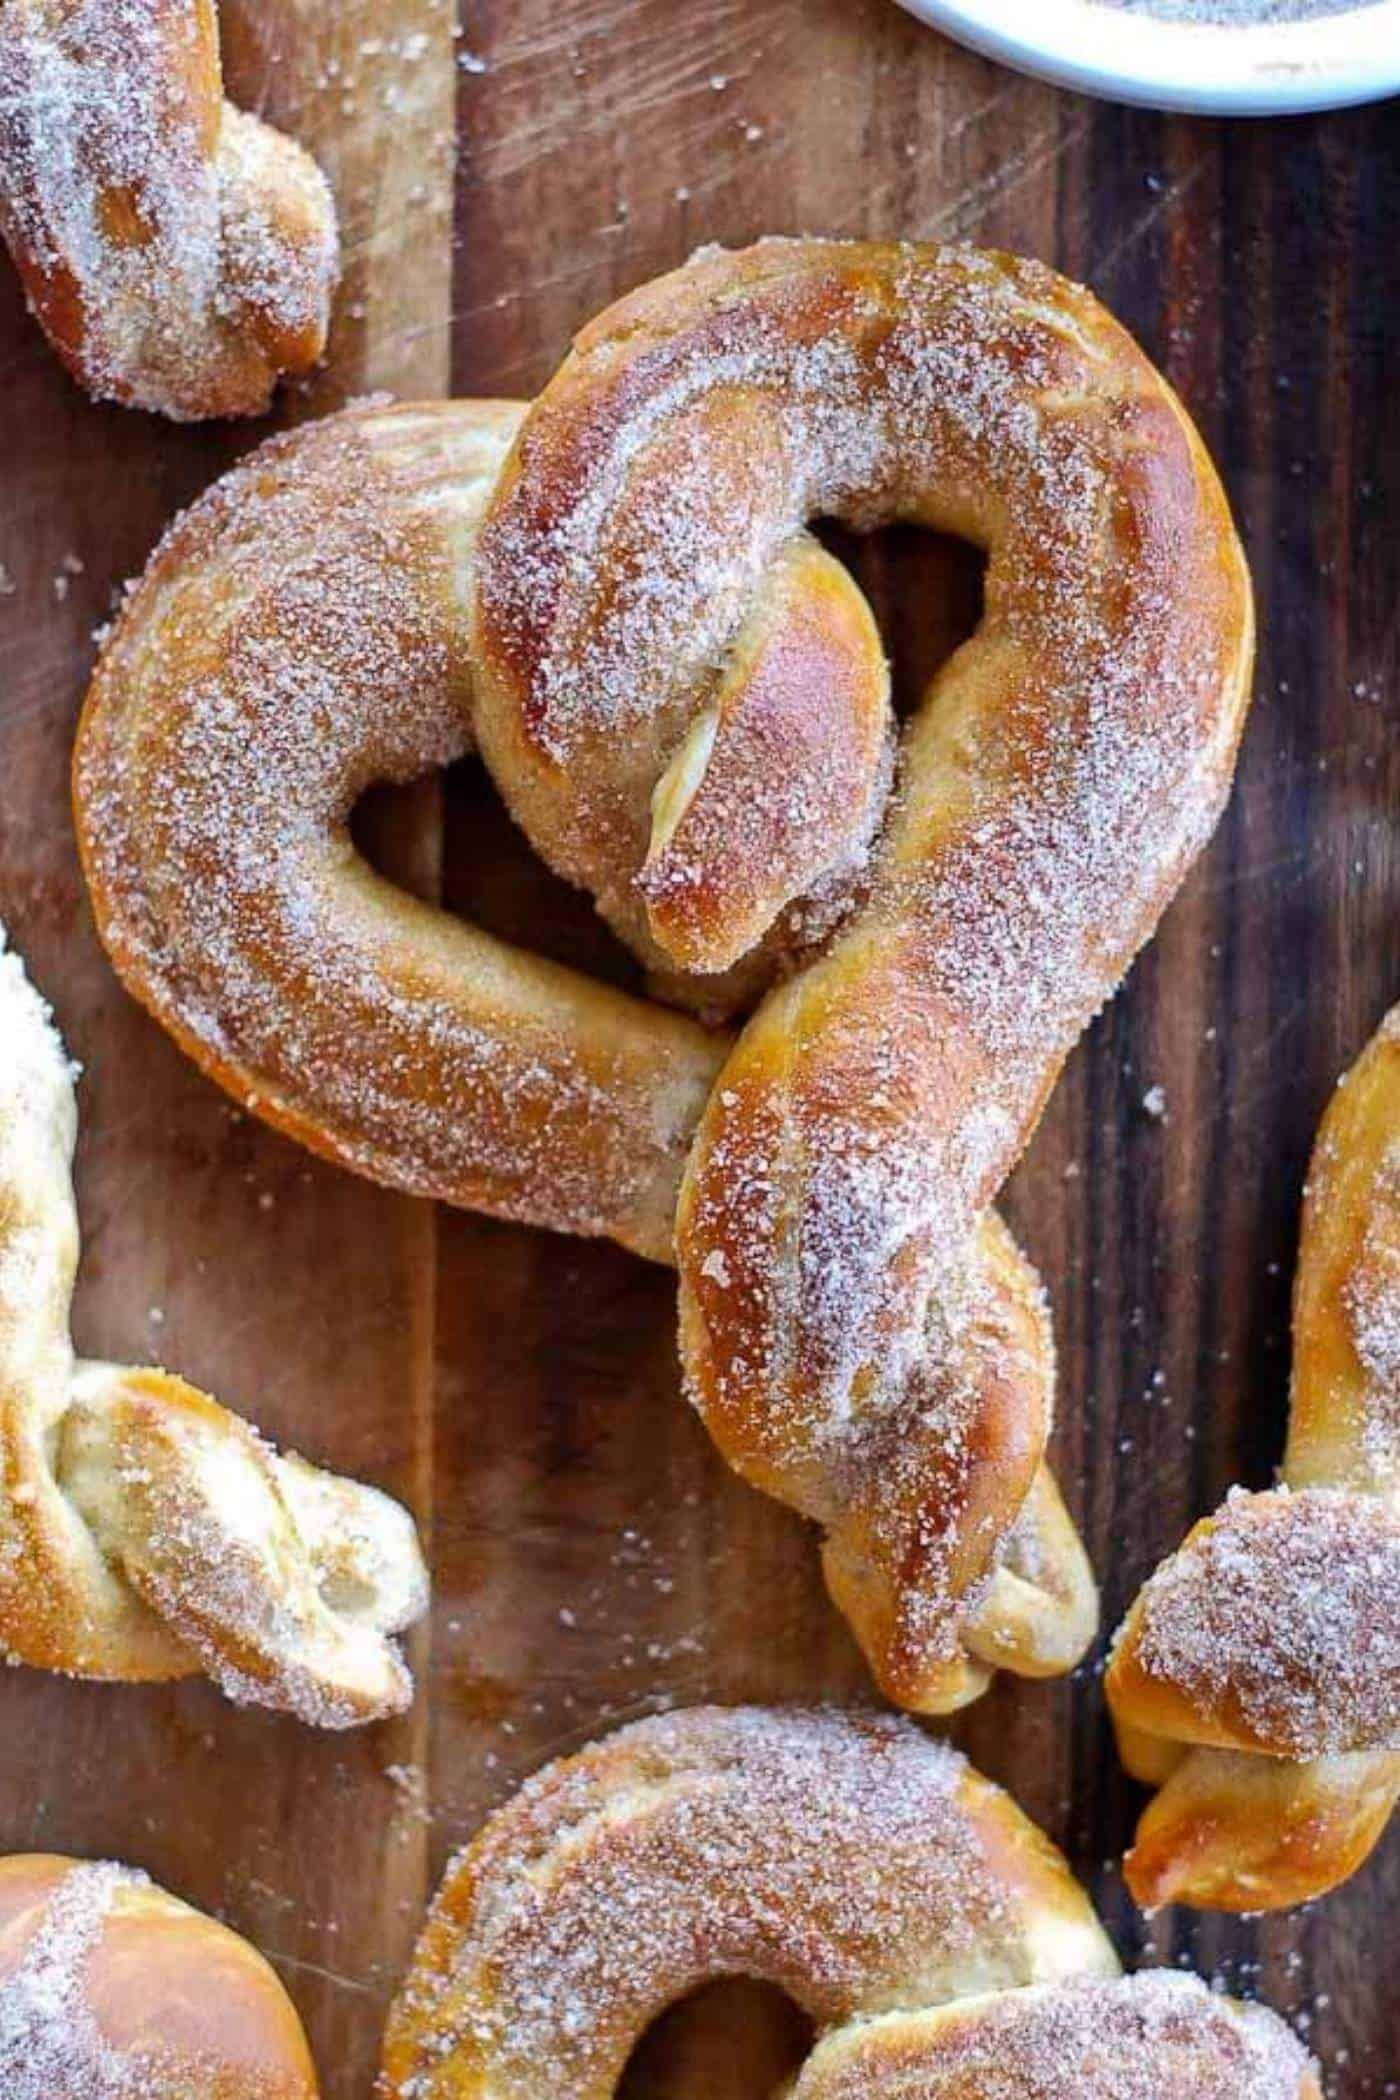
[894,0,1400,114]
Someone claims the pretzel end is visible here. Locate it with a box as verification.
[1123,1747,1400,1914]
[640,534,892,975]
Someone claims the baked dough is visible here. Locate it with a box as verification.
[1108,1006,1400,1907]
[378,1707,1315,2100]
[75,241,1255,1713]
[0,1853,318,2097]
[0,0,337,418]
[0,931,426,1725]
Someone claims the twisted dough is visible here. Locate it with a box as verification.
[480,239,1252,1705]
[0,1853,317,2097]
[377,1707,1318,2100]
[0,932,427,1725]
[74,240,1254,1713]
[0,0,338,419]
[788,1979,1320,2099]
[1108,1006,1400,1909]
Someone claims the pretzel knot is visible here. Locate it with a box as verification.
[1108,1006,1400,1910]
[377,1707,1319,2099]
[0,0,338,420]
[0,937,427,1726]
[74,239,1254,1714]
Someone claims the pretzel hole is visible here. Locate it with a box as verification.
[351,761,645,994]
[620,1978,813,2098]
[814,521,986,720]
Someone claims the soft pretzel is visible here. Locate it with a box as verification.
[1108,1005,1400,1909]
[0,0,338,419]
[377,1706,1317,2100]
[0,931,427,1725]
[0,1853,318,2096]
[788,1977,1320,2099]
[74,239,1254,1713]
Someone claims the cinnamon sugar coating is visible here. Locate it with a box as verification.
[0,0,338,419]
[0,1855,318,2098]
[1109,1005,1400,1909]
[76,240,1254,1712]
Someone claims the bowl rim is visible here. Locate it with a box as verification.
[893,0,1400,115]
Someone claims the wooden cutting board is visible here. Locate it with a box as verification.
[0,1,1396,2093]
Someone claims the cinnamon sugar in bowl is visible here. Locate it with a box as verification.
[893,0,1400,114]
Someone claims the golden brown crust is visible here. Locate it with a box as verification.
[379,1710,1318,2100]
[75,240,1251,1713]
[0,0,338,419]
[1117,1748,1400,1914]
[0,933,427,1726]
[0,1854,319,2097]
[378,1708,1118,2100]
[789,1977,1318,2099]
[1108,1006,1400,1909]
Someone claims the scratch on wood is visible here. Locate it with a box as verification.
[916,115,1093,243]
[1090,160,1212,284]
[262,1949,379,1998]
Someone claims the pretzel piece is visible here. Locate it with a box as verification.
[378,1707,1317,2100]
[0,932,427,1725]
[789,1976,1320,2099]
[1108,1007,1400,1908]
[478,240,1252,1704]
[75,238,1254,1714]
[0,1853,318,2097]
[0,0,338,419]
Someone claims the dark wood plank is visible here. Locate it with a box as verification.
[0,0,1395,2094]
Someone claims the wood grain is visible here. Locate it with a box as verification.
[0,1,1396,2094]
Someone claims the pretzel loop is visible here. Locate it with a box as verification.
[377,1707,1319,2100]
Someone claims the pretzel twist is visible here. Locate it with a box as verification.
[478,240,1252,1706]
[0,935,427,1726]
[0,1854,318,2097]
[1107,1007,1400,1910]
[377,1706,1318,2100]
[73,241,1253,1714]
[0,0,338,419]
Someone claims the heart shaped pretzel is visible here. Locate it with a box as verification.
[74,240,1254,1713]
[0,0,338,419]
